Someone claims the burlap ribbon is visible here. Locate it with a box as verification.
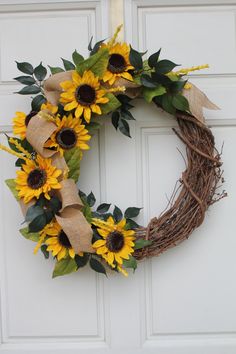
[24,110,94,253]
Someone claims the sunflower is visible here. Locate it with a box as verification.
[12,111,38,139]
[15,155,62,203]
[41,101,58,115]
[92,216,135,275]
[102,43,134,85]
[34,220,78,261]
[60,70,109,123]
[44,114,91,156]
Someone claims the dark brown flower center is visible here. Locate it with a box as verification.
[106,231,125,252]
[108,54,126,73]
[56,128,77,150]
[76,84,96,105]
[25,111,37,126]
[58,230,72,248]
[27,168,47,189]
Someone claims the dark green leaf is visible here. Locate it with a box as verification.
[111,111,120,130]
[28,214,47,233]
[49,196,62,213]
[129,46,143,71]
[120,109,135,120]
[14,75,35,85]
[19,227,40,242]
[151,72,172,86]
[87,192,96,207]
[172,93,189,111]
[140,74,157,88]
[155,60,179,74]
[17,85,41,95]
[72,50,84,66]
[16,61,34,75]
[162,94,176,115]
[170,80,187,94]
[61,58,75,71]
[52,257,77,278]
[15,158,25,167]
[75,253,89,268]
[118,119,131,138]
[117,94,132,104]
[88,36,93,51]
[89,257,107,276]
[134,239,152,250]
[48,66,64,74]
[97,203,111,213]
[90,39,106,55]
[123,256,137,271]
[148,48,161,68]
[34,62,47,81]
[25,205,44,223]
[41,244,49,259]
[31,94,46,111]
[126,218,140,229]
[78,190,87,203]
[124,207,142,219]
[113,205,123,222]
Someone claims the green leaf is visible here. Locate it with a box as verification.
[52,257,77,278]
[126,218,140,229]
[31,94,46,111]
[155,60,179,74]
[140,74,157,88]
[25,205,44,223]
[48,66,64,74]
[123,255,137,271]
[170,80,187,94]
[113,205,123,222]
[5,179,19,200]
[148,48,161,68]
[151,72,172,87]
[17,85,41,95]
[162,94,176,115]
[97,203,111,213]
[87,191,96,207]
[111,111,120,130]
[61,58,75,71]
[72,50,84,66]
[41,244,49,259]
[19,227,40,242]
[86,121,101,133]
[28,214,47,233]
[124,207,142,219]
[34,62,47,81]
[134,239,152,250]
[16,61,34,75]
[101,93,121,115]
[143,85,166,103]
[89,257,107,276]
[121,109,135,120]
[129,46,143,71]
[76,48,109,78]
[14,75,35,85]
[172,93,189,111]
[90,39,106,56]
[64,147,81,183]
[118,118,131,138]
[49,196,62,213]
[75,253,89,268]
[83,203,92,223]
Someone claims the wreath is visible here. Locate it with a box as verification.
[0,25,226,278]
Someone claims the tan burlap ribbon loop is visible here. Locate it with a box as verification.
[183,83,220,123]
[55,179,94,254]
[26,111,57,158]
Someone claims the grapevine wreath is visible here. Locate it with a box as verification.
[0,26,226,277]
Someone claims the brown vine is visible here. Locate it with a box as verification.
[134,112,226,260]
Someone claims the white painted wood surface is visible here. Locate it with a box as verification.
[0,1,235,353]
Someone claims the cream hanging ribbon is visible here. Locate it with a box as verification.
[24,110,94,254]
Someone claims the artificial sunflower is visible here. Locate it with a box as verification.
[44,114,91,156]
[41,101,58,115]
[92,216,135,276]
[15,155,62,203]
[60,70,109,123]
[102,43,134,85]
[34,220,77,261]
[12,111,38,139]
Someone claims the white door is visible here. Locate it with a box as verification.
[0,1,235,353]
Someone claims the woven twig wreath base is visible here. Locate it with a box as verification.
[134,113,225,260]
